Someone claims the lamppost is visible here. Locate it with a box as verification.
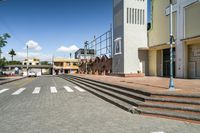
[26,45,29,76]
[84,41,88,74]
[169,0,175,90]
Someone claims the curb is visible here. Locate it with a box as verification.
[0,77,27,85]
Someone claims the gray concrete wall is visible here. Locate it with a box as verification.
[112,0,124,74]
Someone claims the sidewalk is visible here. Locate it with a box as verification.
[72,74,200,95]
[0,76,26,85]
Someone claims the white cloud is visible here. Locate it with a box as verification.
[25,40,42,51]
[57,45,79,53]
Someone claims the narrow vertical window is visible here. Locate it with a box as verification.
[143,10,145,25]
[129,8,132,24]
[140,9,142,25]
[135,9,137,24]
[127,8,129,24]
[137,9,140,24]
[132,8,134,24]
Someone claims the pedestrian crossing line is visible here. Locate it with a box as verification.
[50,87,57,93]
[0,89,9,94]
[64,86,74,92]
[32,87,41,94]
[74,86,86,92]
[12,88,26,95]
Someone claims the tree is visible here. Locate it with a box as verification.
[8,49,16,61]
[41,61,50,65]
[0,57,6,67]
[0,33,11,59]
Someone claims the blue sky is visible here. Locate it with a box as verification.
[0,0,151,61]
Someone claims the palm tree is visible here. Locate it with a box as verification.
[9,49,16,61]
[0,33,11,59]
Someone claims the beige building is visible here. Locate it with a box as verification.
[22,58,40,66]
[148,0,200,79]
[53,58,80,75]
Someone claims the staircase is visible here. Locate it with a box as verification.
[59,75,200,123]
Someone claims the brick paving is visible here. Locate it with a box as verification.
[72,74,200,95]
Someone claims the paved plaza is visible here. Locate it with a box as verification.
[0,76,199,133]
[74,74,200,95]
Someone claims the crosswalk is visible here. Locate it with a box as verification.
[0,86,86,96]
[32,87,41,94]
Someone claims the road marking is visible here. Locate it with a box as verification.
[50,87,57,93]
[151,131,165,133]
[32,87,41,94]
[12,88,26,95]
[0,89,9,94]
[64,86,74,92]
[74,86,85,92]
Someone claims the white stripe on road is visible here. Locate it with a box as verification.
[151,132,165,133]
[64,86,74,92]
[0,89,9,94]
[32,87,41,94]
[74,86,85,92]
[50,87,57,93]
[12,88,26,95]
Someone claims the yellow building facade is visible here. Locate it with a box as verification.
[53,58,80,75]
[148,0,200,79]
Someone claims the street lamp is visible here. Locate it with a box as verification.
[169,0,175,90]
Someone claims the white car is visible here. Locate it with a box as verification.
[28,71,37,77]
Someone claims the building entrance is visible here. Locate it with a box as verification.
[163,48,176,77]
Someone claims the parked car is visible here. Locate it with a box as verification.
[28,71,37,77]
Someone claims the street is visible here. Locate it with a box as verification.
[0,76,199,133]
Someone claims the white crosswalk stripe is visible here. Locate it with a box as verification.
[32,87,41,94]
[0,89,9,94]
[74,86,86,92]
[64,86,74,92]
[12,88,26,95]
[50,87,57,93]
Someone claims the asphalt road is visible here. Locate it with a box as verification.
[0,76,199,133]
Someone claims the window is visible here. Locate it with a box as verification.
[142,9,145,25]
[132,8,134,24]
[114,37,122,55]
[138,9,139,24]
[135,9,137,24]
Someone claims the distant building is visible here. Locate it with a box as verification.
[22,58,40,66]
[53,58,80,75]
[75,48,95,59]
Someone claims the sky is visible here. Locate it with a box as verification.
[0,0,151,61]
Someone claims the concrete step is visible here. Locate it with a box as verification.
[146,96,200,105]
[137,107,200,122]
[67,75,200,105]
[65,75,151,96]
[71,78,143,106]
[151,94,200,99]
[70,76,147,102]
[139,101,200,113]
[59,75,200,122]
[68,79,138,113]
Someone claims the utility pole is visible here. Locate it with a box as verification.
[169,0,175,90]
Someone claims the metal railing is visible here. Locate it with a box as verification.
[85,27,112,58]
